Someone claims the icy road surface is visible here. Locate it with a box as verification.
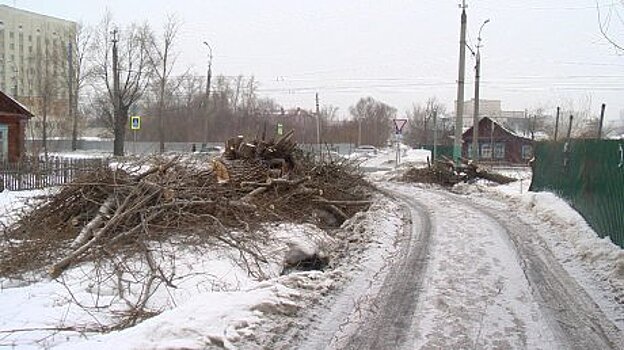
[298,183,624,350]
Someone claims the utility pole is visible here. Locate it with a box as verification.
[111,29,123,156]
[554,106,560,141]
[472,19,490,162]
[68,41,77,151]
[598,103,606,139]
[433,109,438,162]
[203,41,213,146]
[357,118,362,147]
[566,115,574,141]
[315,92,321,156]
[454,0,468,165]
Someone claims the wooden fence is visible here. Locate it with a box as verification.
[0,157,108,191]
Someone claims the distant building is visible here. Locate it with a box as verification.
[462,116,533,164]
[455,99,527,130]
[0,5,77,136]
[0,89,32,162]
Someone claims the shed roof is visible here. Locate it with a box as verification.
[0,90,34,118]
[462,116,532,141]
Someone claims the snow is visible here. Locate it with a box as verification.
[44,151,111,160]
[59,283,301,350]
[1,150,622,348]
[385,184,559,349]
[471,184,624,321]
[0,189,48,226]
[0,186,362,349]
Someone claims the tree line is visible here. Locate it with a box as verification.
[25,11,621,157]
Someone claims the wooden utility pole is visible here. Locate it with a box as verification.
[598,103,606,139]
[566,115,574,140]
[454,0,468,165]
[111,29,123,156]
[554,106,560,141]
[433,109,438,162]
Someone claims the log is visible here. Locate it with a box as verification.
[70,196,115,249]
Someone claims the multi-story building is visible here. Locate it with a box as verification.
[0,5,76,136]
[455,99,528,130]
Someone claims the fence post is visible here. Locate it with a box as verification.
[598,103,606,139]
[554,107,560,141]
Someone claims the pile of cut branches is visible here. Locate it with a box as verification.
[402,159,516,187]
[0,133,371,281]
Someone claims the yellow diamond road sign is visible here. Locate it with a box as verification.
[130,116,141,130]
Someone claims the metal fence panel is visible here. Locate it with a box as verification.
[530,140,624,248]
[0,157,107,191]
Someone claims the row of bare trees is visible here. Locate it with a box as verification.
[19,11,403,155]
[27,5,623,157]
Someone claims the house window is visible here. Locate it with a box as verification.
[494,143,505,159]
[481,143,492,159]
[522,145,533,160]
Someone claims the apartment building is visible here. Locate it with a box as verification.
[0,5,76,135]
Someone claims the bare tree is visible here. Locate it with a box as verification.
[597,0,624,52]
[68,23,94,151]
[147,15,181,153]
[26,33,65,157]
[92,13,153,156]
[404,97,447,147]
[349,97,396,147]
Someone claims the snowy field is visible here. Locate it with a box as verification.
[0,150,622,349]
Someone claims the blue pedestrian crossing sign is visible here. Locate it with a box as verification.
[130,116,141,130]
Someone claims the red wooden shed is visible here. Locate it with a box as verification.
[0,90,32,163]
[462,116,533,164]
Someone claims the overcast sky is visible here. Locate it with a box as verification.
[3,0,623,120]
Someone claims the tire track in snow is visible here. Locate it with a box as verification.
[449,192,624,350]
[339,188,432,349]
[403,186,557,350]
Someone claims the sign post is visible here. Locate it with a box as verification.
[130,116,141,154]
[393,118,408,167]
[277,123,283,136]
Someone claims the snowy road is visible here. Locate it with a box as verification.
[341,189,432,349]
[300,183,624,350]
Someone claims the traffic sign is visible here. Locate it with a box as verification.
[393,118,408,134]
[277,123,283,136]
[130,116,141,130]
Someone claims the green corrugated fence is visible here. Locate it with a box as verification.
[422,145,454,160]
[530,140,624,249]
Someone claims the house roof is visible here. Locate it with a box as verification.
[0,90,34,118]
[462,116,532,141]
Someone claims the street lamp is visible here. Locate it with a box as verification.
[203,41,213,146]
[472,19,490,162]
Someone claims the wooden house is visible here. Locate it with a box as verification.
[0,90,32,163]
[462,116,533,164]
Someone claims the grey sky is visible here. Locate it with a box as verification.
[3,0,623,120]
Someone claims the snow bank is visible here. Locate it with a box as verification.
[518,191,624,302]
[454,178,624,325]
[58,283,302,350]
[0,189,48,225]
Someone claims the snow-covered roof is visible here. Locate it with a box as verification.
[463,116,533,141]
